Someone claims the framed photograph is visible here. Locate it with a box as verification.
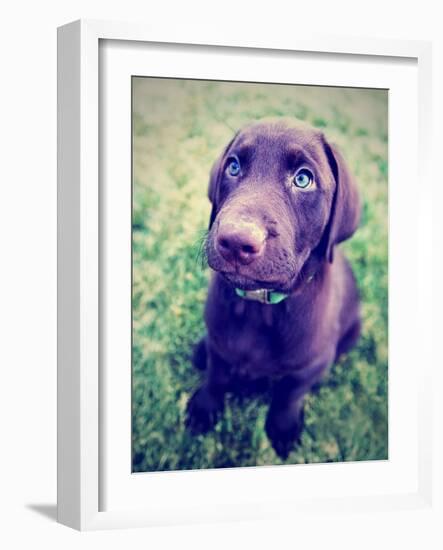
[57,19,434,530]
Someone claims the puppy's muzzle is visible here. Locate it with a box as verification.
[216,218,266,266]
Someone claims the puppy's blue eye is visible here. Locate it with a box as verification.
[227,158,241,176]
[293,169,314,189]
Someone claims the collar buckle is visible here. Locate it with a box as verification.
[241,288,272,304]
[235,287,289,305]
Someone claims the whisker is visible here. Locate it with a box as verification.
[193,230,209,269]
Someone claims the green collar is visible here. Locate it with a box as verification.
[235,287,289,305]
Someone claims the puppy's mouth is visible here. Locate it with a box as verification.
[205,237,299,292]
[220,271,294,292]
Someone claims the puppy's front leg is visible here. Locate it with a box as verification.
[265,369,325,459]
[186,347,231,434]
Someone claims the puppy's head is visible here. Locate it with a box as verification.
[206,118,360,292]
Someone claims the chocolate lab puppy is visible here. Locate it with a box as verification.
[186,118,361,459]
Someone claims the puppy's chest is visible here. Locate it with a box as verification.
[211,302,300,378]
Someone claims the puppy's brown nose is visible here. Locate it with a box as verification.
[217,220,266,265]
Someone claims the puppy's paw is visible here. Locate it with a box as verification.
[265,407,305,460]
[185,387,222,434]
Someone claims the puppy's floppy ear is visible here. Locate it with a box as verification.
[208,133,238,229]
[322,138,361,262]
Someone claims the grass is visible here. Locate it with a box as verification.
[132,77,388,472]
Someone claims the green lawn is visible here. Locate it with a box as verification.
[132,77,388,472]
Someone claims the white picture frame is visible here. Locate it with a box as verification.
[57,19,434,531]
